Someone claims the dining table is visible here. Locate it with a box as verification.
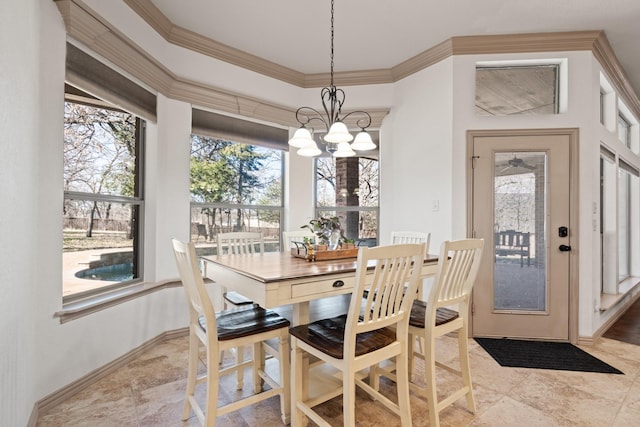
[201,250,439,326]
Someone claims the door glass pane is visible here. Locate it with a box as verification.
[493,152,547,311]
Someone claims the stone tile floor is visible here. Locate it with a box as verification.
[36,332,640,426]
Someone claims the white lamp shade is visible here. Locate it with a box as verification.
[324,121,353,143]
[288,127,313,148]
[297,140,322,157]
[350,130,376,151]
[333,141,356,157]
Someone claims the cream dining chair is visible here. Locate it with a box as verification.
[171,239,291,426]
[282,229,315,252]
[289,243,426,426]
[216,231,264,388]
[391,230,431,247]
[372,238,484,427]
[216,231,264,309]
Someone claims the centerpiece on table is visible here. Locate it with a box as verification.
[302,216,344,251]
[291,216,358,262]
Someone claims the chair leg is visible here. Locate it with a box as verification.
[278,333,291,424]
[235,344,244,390]
[291,338,306,427]
[205,345,219,427]
[253,342,263,394]
[369,362,380,392]
[458,323,476,413]
[395,350,413,427]
[424,334,440,427]
[183,330,199,421]
[407,333,415,377]
[343,368,356,427]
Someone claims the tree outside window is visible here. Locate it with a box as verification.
[316,156,379,245]
[190,135,283,254]
[63,100,144,300]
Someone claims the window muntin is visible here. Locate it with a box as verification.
[63,100,144,300]
[189,134,284,254]
[315,156,379,246]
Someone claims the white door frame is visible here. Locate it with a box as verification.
[466,128,580,343]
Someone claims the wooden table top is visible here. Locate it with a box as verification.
[202,251,438,283]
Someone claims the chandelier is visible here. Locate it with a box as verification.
[288,0,376,157]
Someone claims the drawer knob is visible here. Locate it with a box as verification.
[332,280,345,288]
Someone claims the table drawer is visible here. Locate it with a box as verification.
[291,276,356,299]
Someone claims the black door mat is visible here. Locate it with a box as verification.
[475,337,623,374]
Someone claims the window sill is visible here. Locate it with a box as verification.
[55,279,182,323]
[599,277,640,312]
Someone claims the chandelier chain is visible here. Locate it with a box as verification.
[330,0,334,88]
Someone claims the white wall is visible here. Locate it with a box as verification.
[0,0,41,424]
[380,59,454,248]
[145,94,192,280]
[284,151,316,231]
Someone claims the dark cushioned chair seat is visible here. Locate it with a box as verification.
[409,300,459,329]
[289,314,396,359]
[199,306,290,341]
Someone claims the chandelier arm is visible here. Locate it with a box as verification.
[320,87,333,125]
[340,110,372,130]
[333,88,345,123]
[295,106,329,130]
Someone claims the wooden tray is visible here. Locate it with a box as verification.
[291,246,359,261]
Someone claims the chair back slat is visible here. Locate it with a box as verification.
[171,239,217,333]
[390,231,431,251]
[282,229,315,251]
[349,243,425,352]
[217,231,265,255]
[430,239,484,311]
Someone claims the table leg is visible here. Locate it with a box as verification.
[292,301,310,325]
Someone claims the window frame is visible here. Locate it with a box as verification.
[189,134,285,253]
[62,99,146,304]
[618,113,632,148]
[314,155,380,245]
[475,62,562,116]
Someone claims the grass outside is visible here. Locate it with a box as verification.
[63,230,133,252]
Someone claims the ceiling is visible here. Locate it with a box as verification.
[147,0,640,97]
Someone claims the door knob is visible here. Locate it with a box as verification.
[559,244,572,252]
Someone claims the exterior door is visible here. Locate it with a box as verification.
[471,132,572,341]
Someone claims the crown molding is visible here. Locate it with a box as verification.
[123,0,306,87]
[392,39,454,82]
[305,69,394,88]
[592,32,640,115]
[55,0,638,123]
[451,30,602,55]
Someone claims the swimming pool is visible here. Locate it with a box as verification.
[75,263,134,282]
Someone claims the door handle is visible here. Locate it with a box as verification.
[559,244,572,252]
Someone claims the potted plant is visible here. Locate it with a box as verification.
[302,216,344,250]
[341,238,356,249]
